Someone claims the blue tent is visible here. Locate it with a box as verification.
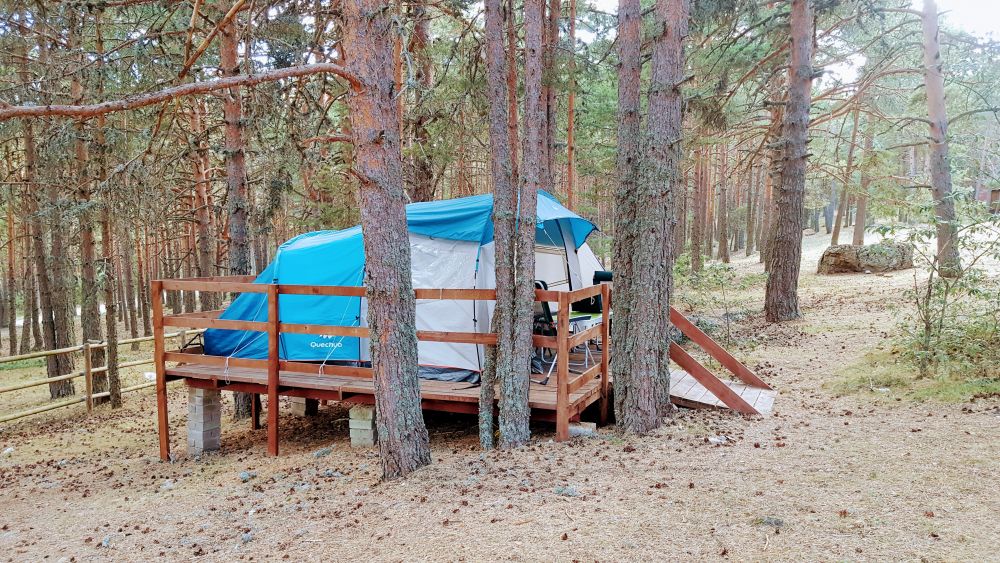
[203,191,598,378]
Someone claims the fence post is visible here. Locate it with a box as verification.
[153,280,170,461]
[599,284,610,424]
[266,284,280,456]
[83,343,93,413]
[556,291,570,441]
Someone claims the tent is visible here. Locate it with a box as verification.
[204,190,602,381]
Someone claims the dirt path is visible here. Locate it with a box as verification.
[2,232,998,561]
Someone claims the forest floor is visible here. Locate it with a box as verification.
[2,229,999,562]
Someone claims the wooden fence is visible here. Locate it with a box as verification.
[0,330,203,424]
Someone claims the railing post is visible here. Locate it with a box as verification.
[266,284,280,456]
[83,343,93,413]
[599,284,610,424]
[152,280,170,461]
[556,291,570,441]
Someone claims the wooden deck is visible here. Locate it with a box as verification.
[151,275,774,460]
[669,369,776,415]
[167,354,604,420]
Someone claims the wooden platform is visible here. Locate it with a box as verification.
[669,369,776,415]
[151,276,774,459]
[166,358,604,419]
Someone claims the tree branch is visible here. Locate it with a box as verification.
[0,63,360,121]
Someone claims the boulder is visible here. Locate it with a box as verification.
[818,242,913,274]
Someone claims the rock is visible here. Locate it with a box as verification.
[708,435,729,445]
[756,516,784,528]
[1,447,13,457]
[803,228,817,236]
[568,422,597,438]
[101,535,113,548]
[312,446,333,458]
[160,479,175,491]
[241,532,254,544]
[818,242,913,274]
[239,471,257,483]
[553,485,580,497]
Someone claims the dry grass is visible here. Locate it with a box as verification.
[2,230,999,561]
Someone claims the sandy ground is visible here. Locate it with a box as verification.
[1,230,999,562]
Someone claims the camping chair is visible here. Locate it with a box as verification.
[532,281,556,384]
[531,280,595,385]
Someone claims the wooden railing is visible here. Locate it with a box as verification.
[0,329,203,424]
[153,277,611,456]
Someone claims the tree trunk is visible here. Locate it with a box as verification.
[221,18,255,419]
[189,102,216,311]
[506,0,520,183]
[764,0,814,323]
[5,195,17,355]
[484,0,520,449]
[921,0,961,276]
[831,105,860,246]
[19,226,38,354]
[493,0,545,448]
[138,229,152,336]
[123,230,140,350]
[852,131,872,246]
[566,0,577,210]
[716,145,730,263]
[746,165,758,256]
[408,1,436,203]
[342,0,431,478]
[690,147,705,271]
[611,0,685,433]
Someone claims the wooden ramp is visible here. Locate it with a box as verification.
[667,307,776,415]
[670,369,776,415]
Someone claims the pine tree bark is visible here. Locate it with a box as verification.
[690,147,705,271]
[831,105,860,246]
[342,0,431,478]
[408,0,436,203]
[221,18,255,418]
[611,0,686,433]
[484,0,519,449]
[921,0,961,277]
[764,0,814,323]
[852,131,872,246]
[506,0,520,182]
[716,145,730,263]
[5,195,16,355]
[495,0,545,448]
[189,102,215,308]
[138,229,152,337]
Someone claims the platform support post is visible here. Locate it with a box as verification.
[187,387,222,454]
[251,394,261,430]
[349,405,376,447]
[266,284,280,456]
[290,397,319,416]
[556,292,570,441]
[153,280,170,461]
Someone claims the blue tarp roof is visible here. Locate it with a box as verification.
[203,190,596,361]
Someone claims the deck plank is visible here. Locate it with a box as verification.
[167,360,602,413]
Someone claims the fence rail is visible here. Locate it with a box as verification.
[0,330,204,424]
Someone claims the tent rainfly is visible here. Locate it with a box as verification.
[204,190,604,382]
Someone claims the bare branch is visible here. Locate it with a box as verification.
[0,63,360,121]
